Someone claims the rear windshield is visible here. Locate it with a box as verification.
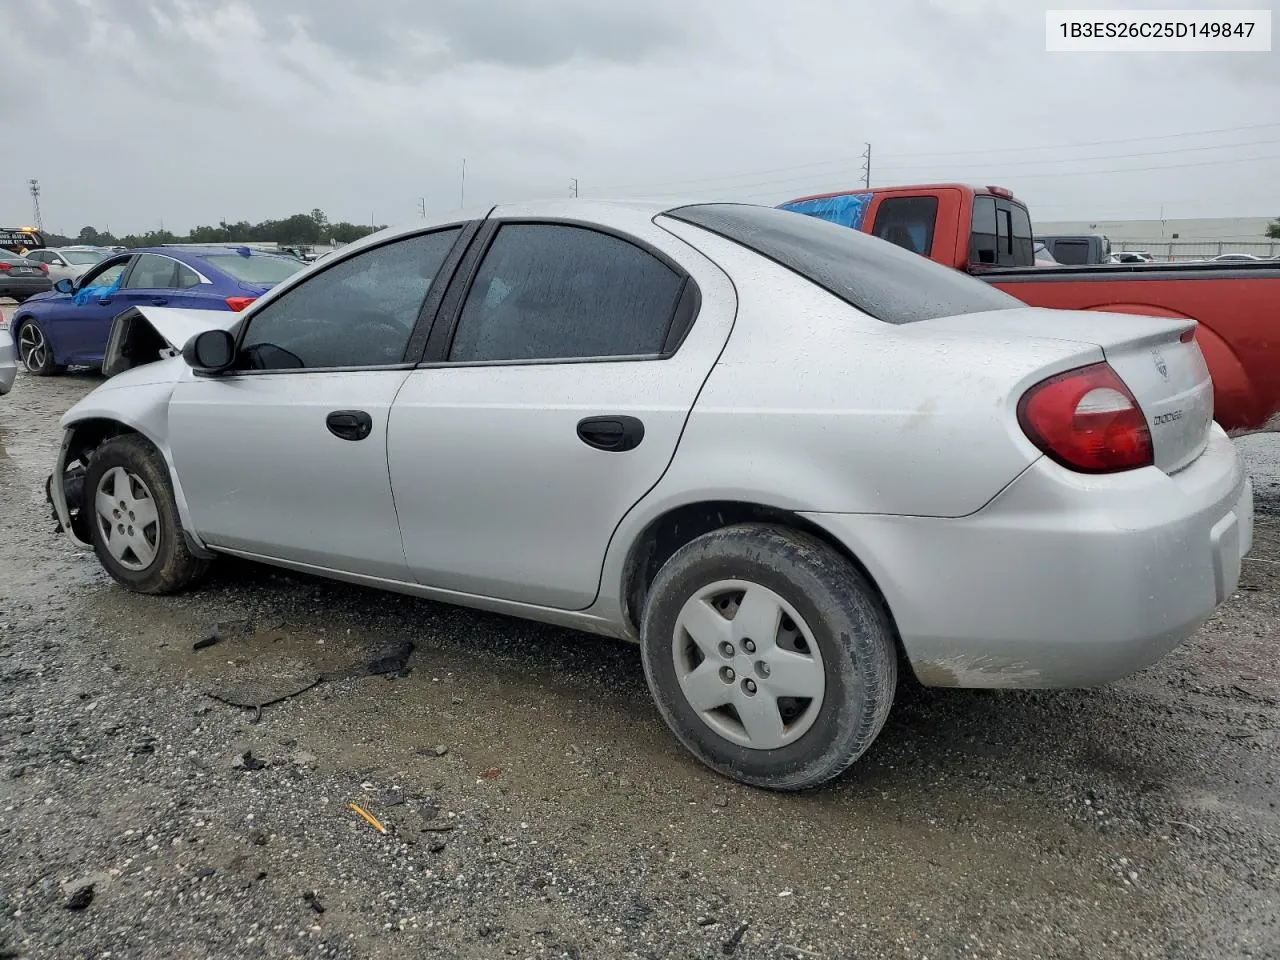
[62,250,105,265]
[201,253,303,285]
[666,203,1020,324]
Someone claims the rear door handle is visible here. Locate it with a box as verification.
[326,409,373,441]
[576,415,645,452]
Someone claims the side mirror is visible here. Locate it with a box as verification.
[182,329,236,375]
[54,278,74,294]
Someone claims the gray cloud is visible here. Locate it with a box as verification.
[2,0,1275,235]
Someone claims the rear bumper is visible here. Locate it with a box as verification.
[0,276,53,299]
[803,425,1253,688]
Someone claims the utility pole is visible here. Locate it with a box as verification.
[460,158,467,209]
[28,179,42,229]
[569,178,579,199]
[861,143,871,189]
[419,197,427,218]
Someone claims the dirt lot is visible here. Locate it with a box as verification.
[1,315,1277,959]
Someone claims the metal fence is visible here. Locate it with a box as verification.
[1112,239,1278,261]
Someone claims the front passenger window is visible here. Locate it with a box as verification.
[239,228,461,370]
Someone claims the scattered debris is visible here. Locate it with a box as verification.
[193,867,216,880]
[429,840,447,853]
[64,885,94,911]
[419,824,456,833]
[192,634,220,652]
[479,767,502,780]
[722,922,749,955]
[782,946,823,959]
[303,890,326,914]
[348,801,388,835]
[697,916,719,927]
[233,751,268,772]
[249,829,269,846]
[414,744,449,758]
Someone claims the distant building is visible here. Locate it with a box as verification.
[1032,216,1277,260]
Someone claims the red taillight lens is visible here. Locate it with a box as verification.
[0,263,10,273]
[225,296,256,312]
[1017,362,1153,473]
[1179,327,1195,343]
[38,263,49,274]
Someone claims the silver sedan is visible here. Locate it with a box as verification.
[46,200,1253,790]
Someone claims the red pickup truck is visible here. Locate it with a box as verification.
[779,184,1280,433]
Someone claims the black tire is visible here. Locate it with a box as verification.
[640,524,897,791]
[14,317,63,376]
[82,434,211,594]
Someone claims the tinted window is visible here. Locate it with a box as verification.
[871,196,937,256]
[1052,240,1091,265]
[125,254,177,289]
[176,263,201,288]
[24,250,49,263]
[970,197,997,264]
[671,203,1019,325]
[449,224,685,363]
[204,253,303,286]
[1008,205,1034,266]
[239,229,460,370]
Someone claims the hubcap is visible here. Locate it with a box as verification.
[93,467,160,571]
[17,323,48,371]
[672,579,826,750]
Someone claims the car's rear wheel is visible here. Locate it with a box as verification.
[82,434,210,594]
[640,524,897,791]
[15,318,62,375]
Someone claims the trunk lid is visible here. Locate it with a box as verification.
[918,307,1214,474]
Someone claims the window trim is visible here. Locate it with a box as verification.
[221,223,475,377]
[419,217,699,369]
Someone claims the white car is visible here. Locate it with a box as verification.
[1210,253,1266,262]
[45,200,1253,790]
[24,246,108,283]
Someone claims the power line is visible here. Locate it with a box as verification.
[602,120,1280,195]
[876,137,1280,173]
[626,151,1280,203]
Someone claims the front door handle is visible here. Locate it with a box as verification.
[326,409,373,442]
[151,296,168,305]
[97,297,113,305]
[576,415,645,452]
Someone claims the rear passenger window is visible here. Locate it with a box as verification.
[871,197,938,256]
[969,197,998,265]
[125,254,178,289]
[448,224,685,363]
[176,264,201,288]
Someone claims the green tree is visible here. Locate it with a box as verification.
[1267,218,1280,239]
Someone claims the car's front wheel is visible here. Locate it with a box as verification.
[640,524,897,791]
[15,318,62,375]
[82,434,210,594]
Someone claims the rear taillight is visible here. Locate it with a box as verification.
[1017,362,1153,473]
[225,296,256,312]
[0,263,10,273]
[37,263,48,274]
[1179,327,1195,343]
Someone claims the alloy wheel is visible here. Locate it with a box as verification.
[17,323,48,372]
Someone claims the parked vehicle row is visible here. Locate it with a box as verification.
[778,184,1280,433]
[46,199,1253,790]
[9,246,303,375]
[0,251,52,302]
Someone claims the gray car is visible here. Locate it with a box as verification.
[46,200,1254,790]
[0,252,53,302]
[0,325,16,395]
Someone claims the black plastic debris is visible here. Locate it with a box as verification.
[303,890,326,914]
[64,885,94,911]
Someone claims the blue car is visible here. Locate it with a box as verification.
[10,246,303,375]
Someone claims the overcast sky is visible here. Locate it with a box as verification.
[3,0,1277,235]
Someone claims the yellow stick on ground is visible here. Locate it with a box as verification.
[347,801,387,834]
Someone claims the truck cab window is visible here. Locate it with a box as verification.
[871,197,938,257]
[969,197,998,265]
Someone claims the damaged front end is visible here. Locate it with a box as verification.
[46,424,110,548]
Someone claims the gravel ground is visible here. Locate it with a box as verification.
[1,311,1277,959]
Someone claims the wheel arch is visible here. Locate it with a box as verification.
[617,499,901,650]
[57,412,213,558]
